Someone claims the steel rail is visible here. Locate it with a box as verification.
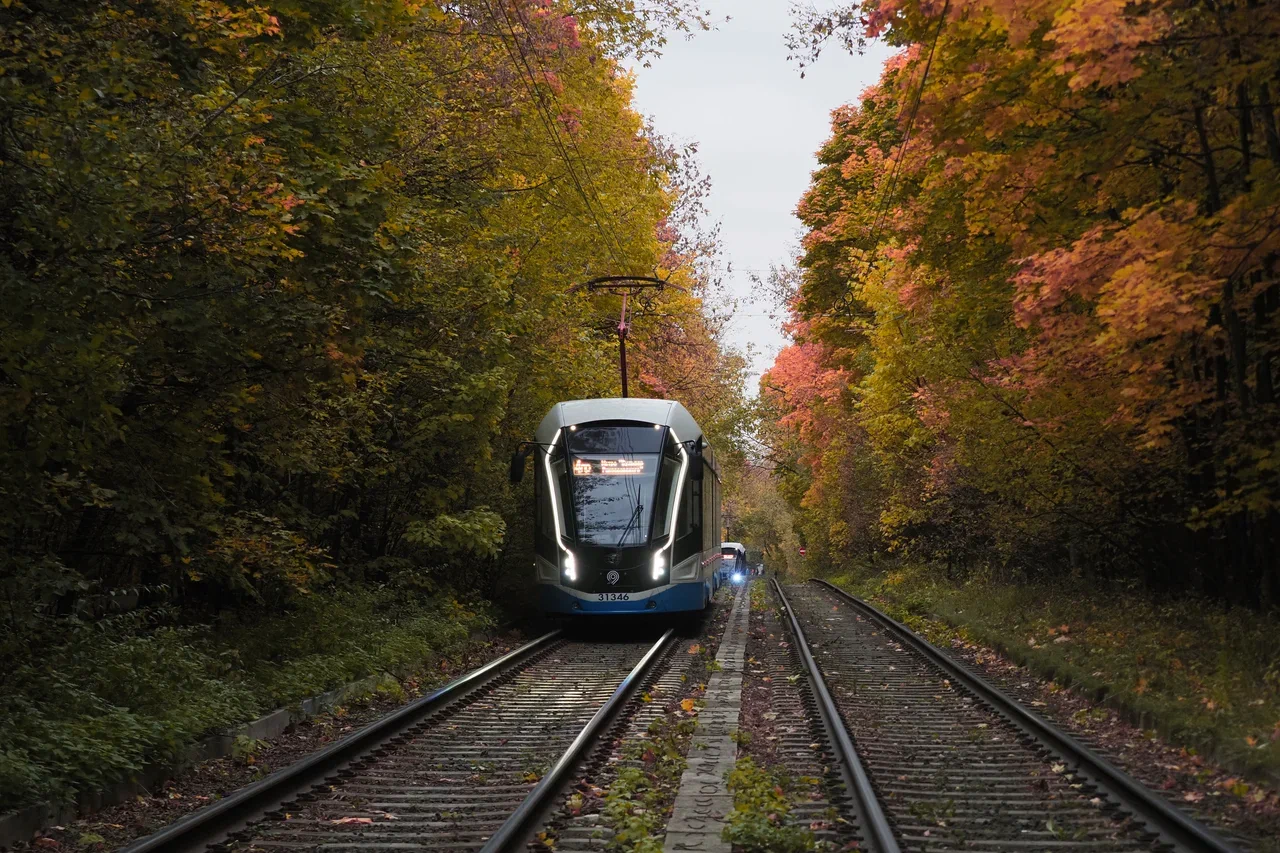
[478,628,677,853]
[771,580,901,853]
[120,630,563,853]
[810,578,1243,853]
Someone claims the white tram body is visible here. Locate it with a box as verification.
[518,399,722,615]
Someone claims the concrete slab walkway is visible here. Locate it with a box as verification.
[662,581,751,852]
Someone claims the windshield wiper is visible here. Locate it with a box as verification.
[614,502,643,549]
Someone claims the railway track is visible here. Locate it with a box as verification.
[121,629,676,853]
[773,579,1244,853]
[537,586,739,852]
[740,583,865,850]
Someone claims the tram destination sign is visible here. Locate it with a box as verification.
[571,458,649,477]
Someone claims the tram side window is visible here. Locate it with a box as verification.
[546,445,573,538]
[700,451,718,551]
[537,461,556,539]
[713,481,720,550]
[680,473,700,539]
[718,488,723,549]
[653,449,681,538]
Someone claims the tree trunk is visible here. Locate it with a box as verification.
[1194,103,1223,214]
[1258,82,1280,166]
[1222,278,1250,410]
[1255,279,1276,405]
[1238,82,1253,187]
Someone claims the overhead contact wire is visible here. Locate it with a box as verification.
[833,2,949,320]
[480,0,629,271]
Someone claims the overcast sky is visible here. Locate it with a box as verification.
[628,1,891,389]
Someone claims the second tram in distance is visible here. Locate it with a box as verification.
[719,541,747,584]
[511,398,722,615]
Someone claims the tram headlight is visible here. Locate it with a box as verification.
[562,551,577,581]
[732,571,744,584]
[651,552,666,580]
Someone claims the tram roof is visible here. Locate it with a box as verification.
[536,398,704,444]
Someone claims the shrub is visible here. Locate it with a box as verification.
[0,587,489,811]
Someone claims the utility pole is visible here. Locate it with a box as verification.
[570,275,683,398]
[618,288,632,398]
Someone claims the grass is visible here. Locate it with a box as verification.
[721,756,819,853]
[0,587,492,812]
[824,563,1280,781]
[597,716,699,853]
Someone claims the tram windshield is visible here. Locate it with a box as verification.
[565,424,670,547]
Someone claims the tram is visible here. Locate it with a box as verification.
[510,398,722,615]
[719,541,747,584]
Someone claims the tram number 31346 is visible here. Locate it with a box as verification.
[597,593,630,602]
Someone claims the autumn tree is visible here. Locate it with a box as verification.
[771,0,1280,604]
[0,0,739,709]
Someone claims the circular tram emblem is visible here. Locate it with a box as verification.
[606,570,621,586]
